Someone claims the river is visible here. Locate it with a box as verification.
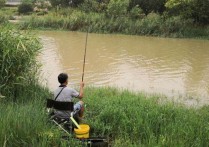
[39,31,209,106]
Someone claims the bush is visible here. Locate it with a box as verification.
[49,0,68,7]
[0,11,8,23]
[129,5,144,19]
[138,12,162,35]
[18,2,33,14]
[165,0,209,25]
[107,0,129,17]
[0,0,5,8]
[78,0,106,13]
[33,0,52,13]
[129,0,166,15]
[0,25,42,101]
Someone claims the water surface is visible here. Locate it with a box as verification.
[39,31,209,106]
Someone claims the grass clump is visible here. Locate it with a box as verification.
[0,25,42,101]
[0,25,82,147]
[84,87,209,146]
[0,87,82,147]
[1,84,209,146]
[0,7,18,23]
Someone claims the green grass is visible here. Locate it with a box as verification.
[0,84,81,147]
[1,6,209,39]
[84,87,209,146]
[1,86,209,146]
[0,25,42,101]
[17,9,209,39]
[0,7,18,23]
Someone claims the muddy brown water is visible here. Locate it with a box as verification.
[39,31,209,106]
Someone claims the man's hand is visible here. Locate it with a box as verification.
[80,82,84,88]
[79,82,84,98]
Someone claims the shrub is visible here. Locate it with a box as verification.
[139,12,162,35]
[166,0,209,25]
[129,5,144,19]
[129,0,166,15]
[78,0,108,13]
[33,0,52,13]
[0,11,8,23]
[0,25,42,101]
[49,0,81,7]
[106,0,129,17]
[18,2,33,14]
[0,0,5,8]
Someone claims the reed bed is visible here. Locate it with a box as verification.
[0,25,42,101]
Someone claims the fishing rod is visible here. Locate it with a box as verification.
[82,28,89,82]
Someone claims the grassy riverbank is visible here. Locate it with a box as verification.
[1,86,209,146]
[18,9,209,39]
[1,6,208,39]
[0,85,81,147]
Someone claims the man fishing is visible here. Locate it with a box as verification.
[54,73,84,119]
[53,28,88,120]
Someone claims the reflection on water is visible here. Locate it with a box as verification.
[39,31,209,106]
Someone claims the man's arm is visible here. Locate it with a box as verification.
[78,82,84,98]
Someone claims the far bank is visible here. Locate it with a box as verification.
[0,7,209,40]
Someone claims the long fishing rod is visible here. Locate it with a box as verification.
[82,28,89,82]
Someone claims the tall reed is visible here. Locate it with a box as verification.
[0,25,82,147]
[0,25,42,101]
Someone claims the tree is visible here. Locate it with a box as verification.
[107,0,129,16]
[18,2,33,14]
[49,0,70,7]
[0,0,5,8]
[70,0,84,7]
[166,0,209,24]
[191,0,209,24]
[129,0,166,15]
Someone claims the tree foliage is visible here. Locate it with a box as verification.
[107,0,129,16]
[166,0,209,24]
[46,0,208,25]
[0,0,5,8]
[129,0,166,15]
[18,2,33,14]
[49,0,84,7]
[49,0,69,7]
[78,0,108,12]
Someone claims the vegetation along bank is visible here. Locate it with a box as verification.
[0,0,209,39]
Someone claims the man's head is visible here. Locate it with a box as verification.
[58,73,68,84]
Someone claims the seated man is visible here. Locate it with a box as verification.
[54,73,84,119]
